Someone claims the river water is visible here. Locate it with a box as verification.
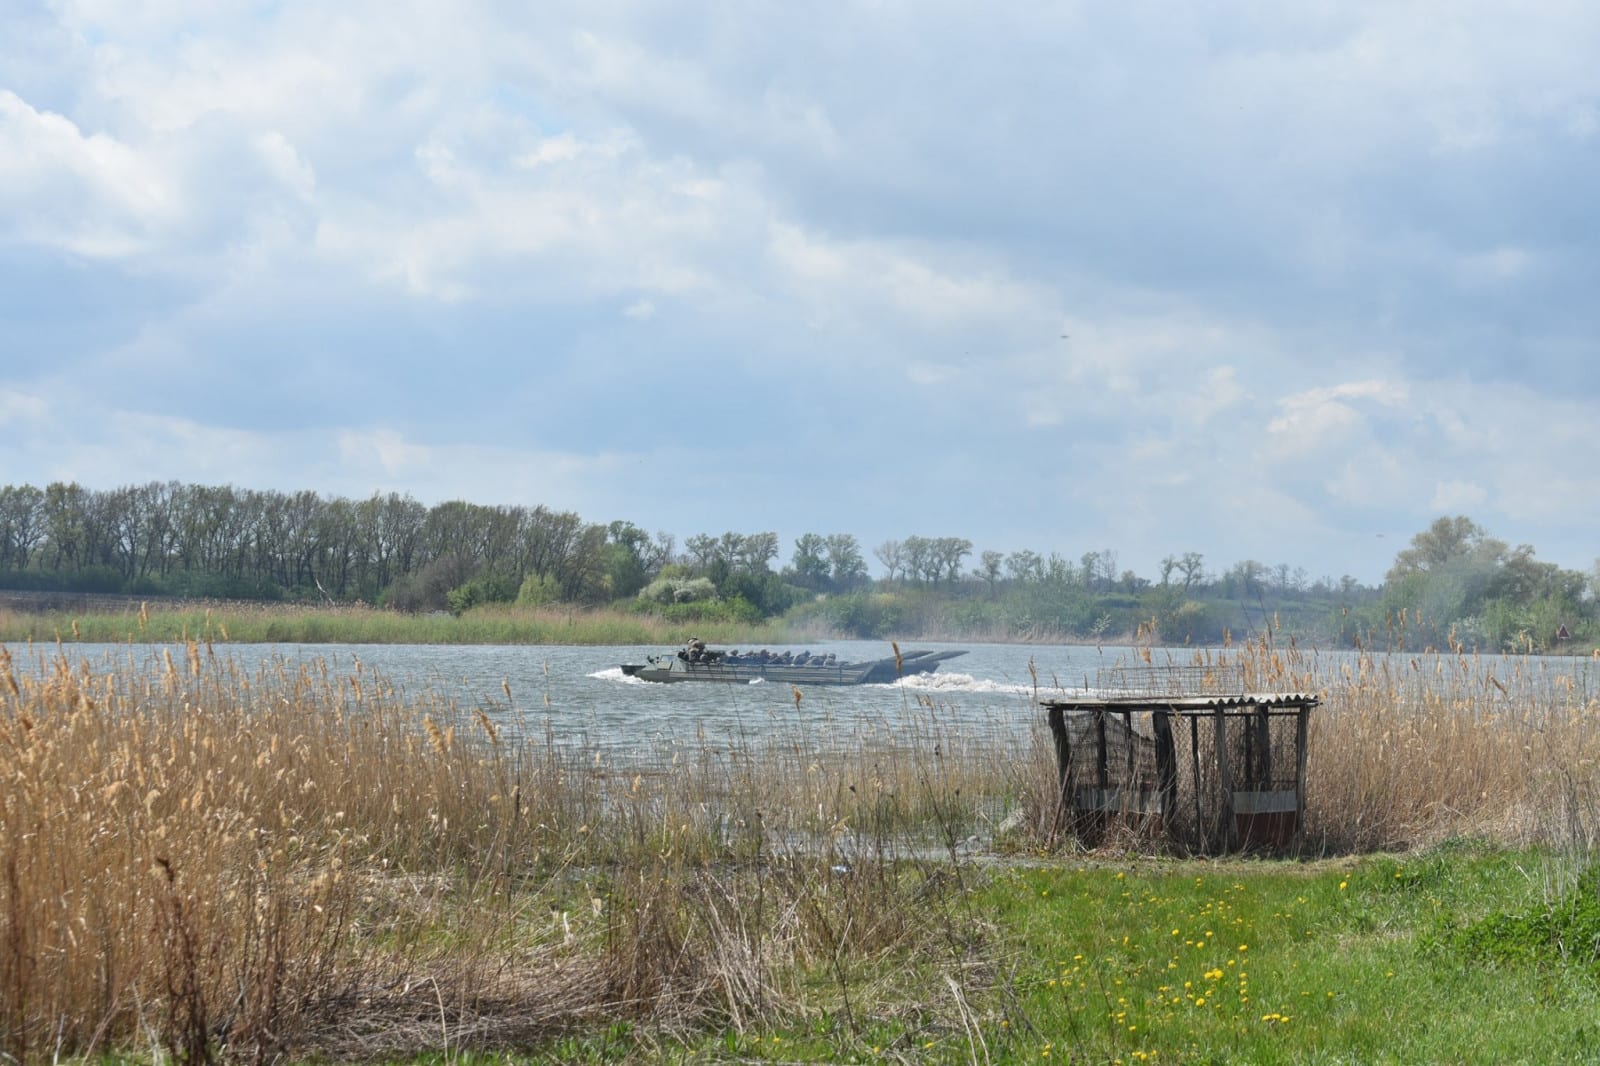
[9,639,1153,754]
[14,638,1595,761]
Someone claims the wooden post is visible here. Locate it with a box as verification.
[1255,703,1272,789]
[1095,709,1109,796]
[1295,702,1310,841]
[1091,709,1109,841]
[1214,706,1234,850]
[1047,705,1073,842]
[1153,709,1178,838]
[1243,708,1255,791]
[1123,710,1136,795]
[1190,713,1205,851]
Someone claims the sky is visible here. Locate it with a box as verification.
[2,2,1597,587]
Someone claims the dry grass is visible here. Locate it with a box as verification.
[4,634,1600,1062]
[1016,635,1600,855]
[1300,643,1600,853]
[0,643,1004,1063]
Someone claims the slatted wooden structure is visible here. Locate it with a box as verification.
[1041,690,1318,853]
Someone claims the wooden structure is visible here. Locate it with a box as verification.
[1042,691,1318,853]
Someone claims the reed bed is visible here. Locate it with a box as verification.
[1033,636,1600,855]
[0,601,796,647]
[0,642,1012,1063]
[4,635,1600,1062]
[1301,643,1600,853]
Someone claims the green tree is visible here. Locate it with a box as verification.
[789,533,830,589]
[825,533,869,589]
[600,520,663,599]
[1005,549,1043,583]
[0,484,45,572]
[1381,517,1516,649]
[1386,516,1506,581]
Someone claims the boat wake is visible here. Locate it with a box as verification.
[881,672,1036,696]
[591,667,648,684]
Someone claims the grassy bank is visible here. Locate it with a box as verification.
[984,846,1600,1064]
[0,600,797,646]
[3,638,1599,1062]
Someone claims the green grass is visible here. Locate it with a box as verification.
[476,843,1600,1065]
[942,844,1600,1065]
[329,844,1600,1065]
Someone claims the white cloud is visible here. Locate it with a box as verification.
[514,133,586,169]
[253,131,316,201]
[906,362,959,387]
[337,429,433,478]
[0,89,180,256]
[0,389,49,426]
[3,2,1599,585]
[1430,479,1488,512]
[1263,380,1408,459]
[311,122,741,303]
[765,223,1047,334]
[1322,450,1417,511]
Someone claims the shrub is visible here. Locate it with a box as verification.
[638,576,717,605]
[1446,865,1600,975]
[446,574,518,616]
[516,573,561,607]
[1156,600,1225,645]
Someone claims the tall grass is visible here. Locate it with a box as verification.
[1301,641,1600,853]
[5,633,1600,1061]
[1010,635,1600,856]
[0,642,1011,1063]
[0,602,797,646]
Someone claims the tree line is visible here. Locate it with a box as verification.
[0,481,1593,649]
[0,482,654,610]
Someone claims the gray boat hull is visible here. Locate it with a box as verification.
[620,648,966,685]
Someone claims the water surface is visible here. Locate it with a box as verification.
[16,638,1593,759]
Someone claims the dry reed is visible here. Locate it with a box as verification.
[4,633,1598,1062]
[0,644,1005,1063]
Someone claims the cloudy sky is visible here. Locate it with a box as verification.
[3,2,1597,585]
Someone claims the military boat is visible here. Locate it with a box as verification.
[619,643,967,685]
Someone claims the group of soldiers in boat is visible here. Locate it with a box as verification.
[677,637,838,667]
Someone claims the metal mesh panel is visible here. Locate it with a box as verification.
[1222,709,1301,792]
[1045,695,1314,854]
[1095,664,1246,695]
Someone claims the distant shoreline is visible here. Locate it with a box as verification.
[2,590,1593,657]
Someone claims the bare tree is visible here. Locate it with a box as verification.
[874,539,904,583]
[977,550,1004,593]
[1178,552,1205,591]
